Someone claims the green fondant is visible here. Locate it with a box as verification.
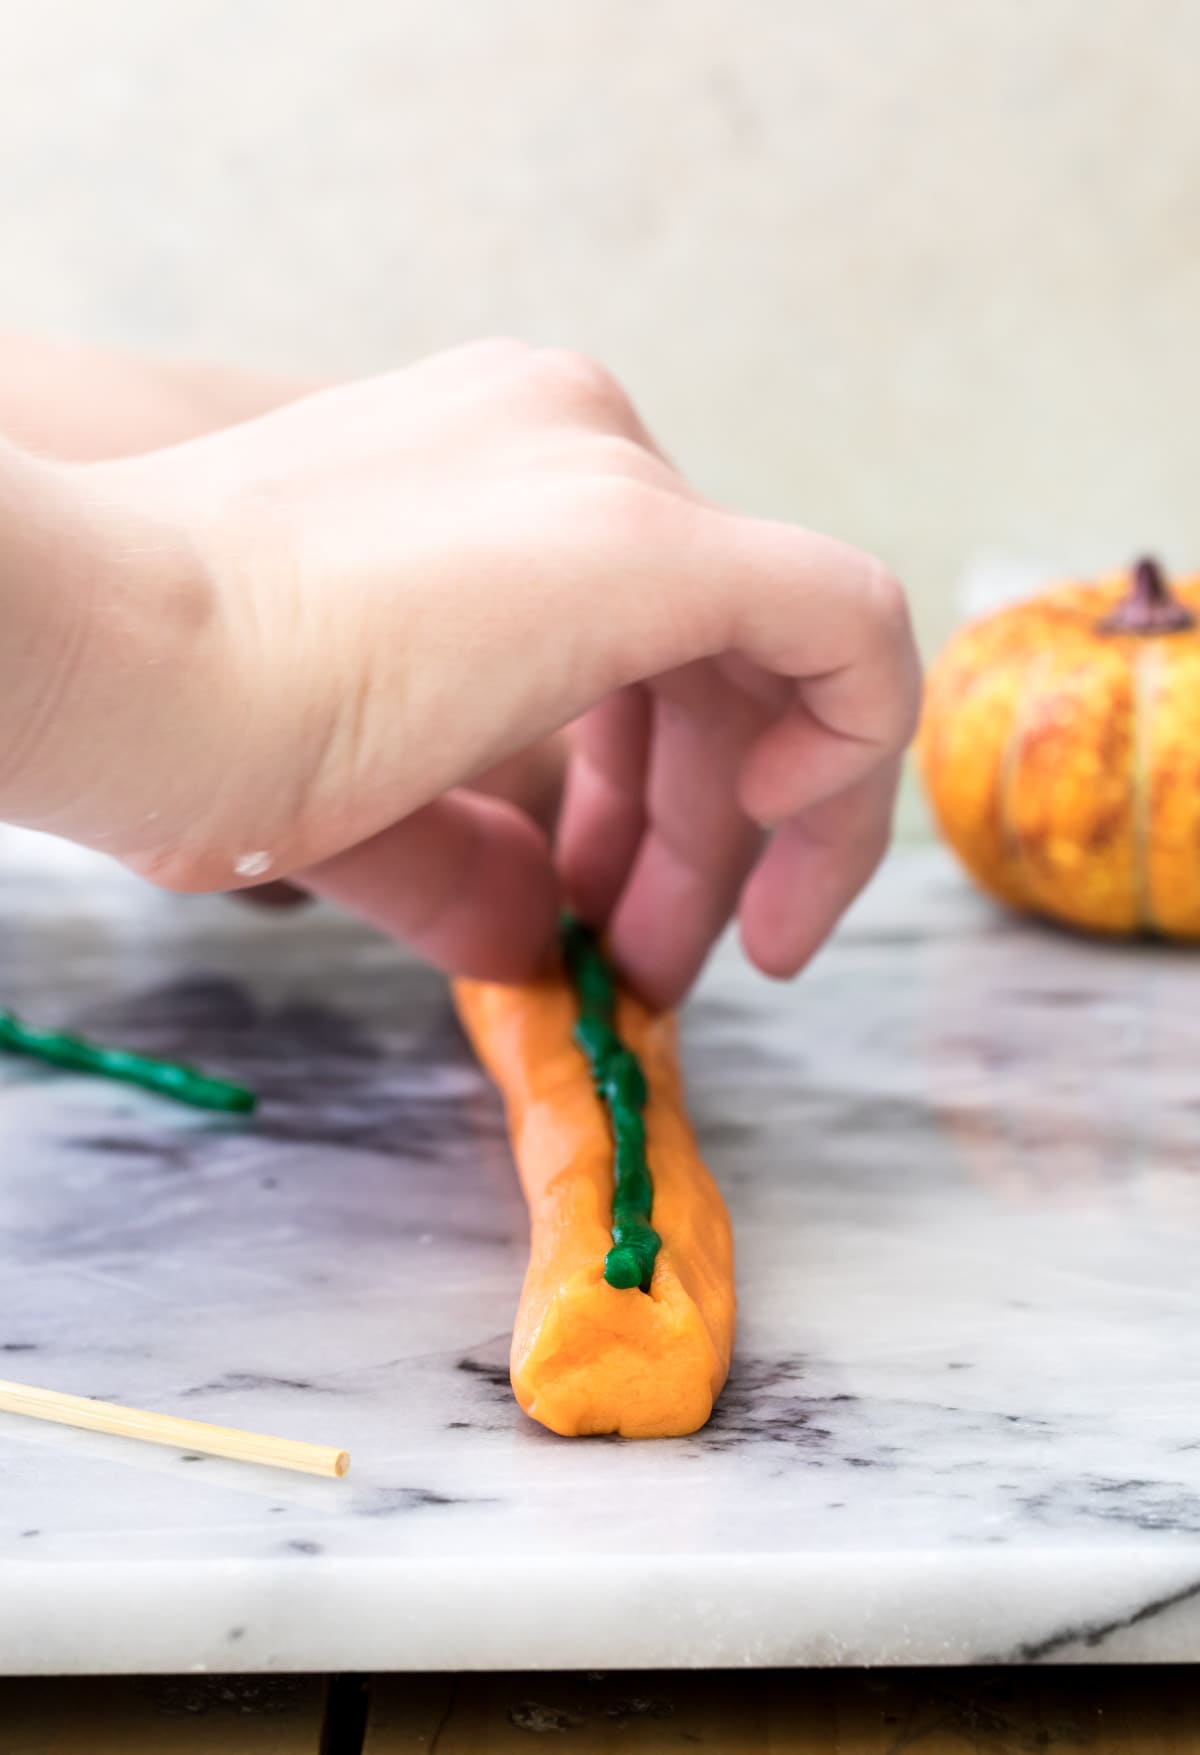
[559,917,661,1292]
[0,1010,256,1115]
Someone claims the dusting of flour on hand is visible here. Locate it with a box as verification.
[234,851,273,879]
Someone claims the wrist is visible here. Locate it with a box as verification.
[0,443,101,821]
[0,442,220,857]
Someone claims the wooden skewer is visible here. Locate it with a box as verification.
[0,1377,350,1479]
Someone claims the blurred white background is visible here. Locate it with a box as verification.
[4,0,1199,649]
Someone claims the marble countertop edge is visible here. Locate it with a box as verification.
[4,1549,1200,1674]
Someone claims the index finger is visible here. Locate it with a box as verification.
[702,517,921,828]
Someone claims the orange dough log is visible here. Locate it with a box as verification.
[452,970,735,1439]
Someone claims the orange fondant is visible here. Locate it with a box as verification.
[453,971,735,1438]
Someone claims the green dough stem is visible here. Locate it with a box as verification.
[0,1010,256,1114]
[560,916,661,1292]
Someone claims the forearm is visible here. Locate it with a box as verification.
[0,332,324,461]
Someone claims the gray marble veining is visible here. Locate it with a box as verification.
[1,828,1199,1673]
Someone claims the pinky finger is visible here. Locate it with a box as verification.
[737,759,901,979]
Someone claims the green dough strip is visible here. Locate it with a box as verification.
[560,917,661,1292]
[0,1009,256,1114]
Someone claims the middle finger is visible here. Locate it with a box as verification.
[606,661,766,1008]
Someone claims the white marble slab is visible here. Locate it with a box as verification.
[1,830,1199,1673]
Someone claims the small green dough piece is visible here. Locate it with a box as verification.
[0,1010,257,1115]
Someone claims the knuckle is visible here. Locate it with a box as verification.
[534,347,630,415]
[567,471,661,536]
[581,431,664,483]
[869,561,911,633]
[868,562,923,742]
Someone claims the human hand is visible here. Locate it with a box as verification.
[1,341,920,1007]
